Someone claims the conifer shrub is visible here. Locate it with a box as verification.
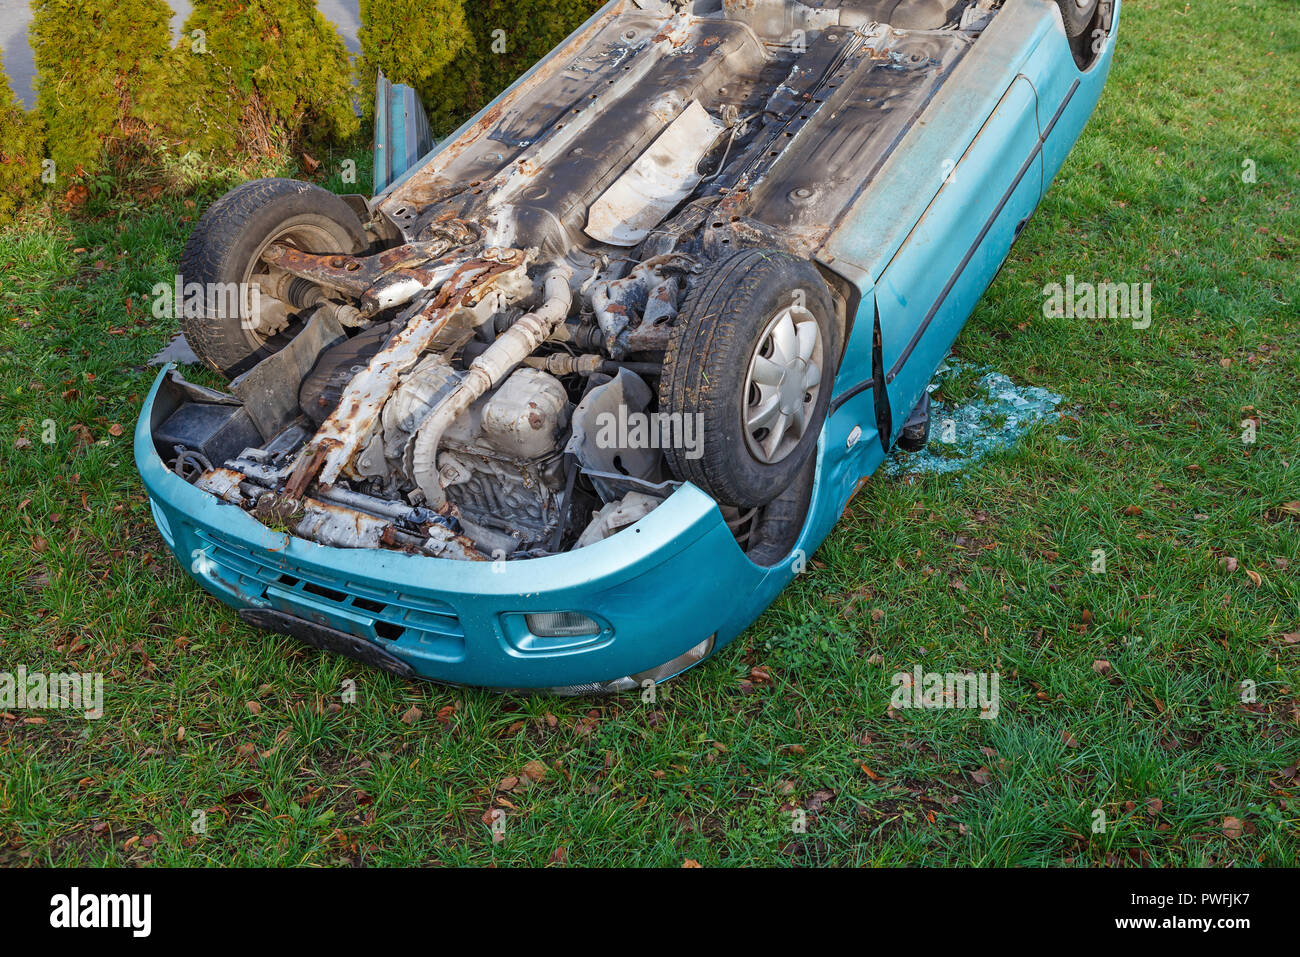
[0,59,46,225]
[170,0,360,164]
[29,0,174,181]
[357,0,474,122]
[468,0,607,99]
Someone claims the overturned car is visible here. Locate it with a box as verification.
[137,0,1118,690]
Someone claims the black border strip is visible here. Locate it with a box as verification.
[829,376,875,415]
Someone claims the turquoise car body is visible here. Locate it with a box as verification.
[136,0,1119,689]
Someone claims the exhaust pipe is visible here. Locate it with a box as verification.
[409,265,574,507]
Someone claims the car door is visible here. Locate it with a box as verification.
[873,74,1043,445]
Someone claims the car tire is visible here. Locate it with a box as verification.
[1054,0,1098,37]
[744,455,816,567]
[179,178,369,378]
[659,248,840,509]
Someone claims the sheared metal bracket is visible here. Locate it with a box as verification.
[230,311,347,440]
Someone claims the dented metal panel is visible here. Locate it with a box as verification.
[585,100,725,246]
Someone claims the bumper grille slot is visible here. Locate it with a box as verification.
[195,530,466,660]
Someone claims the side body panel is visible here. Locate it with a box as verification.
[821,0,1118,447]
[874,74,1042,442]
[373,74,435,194]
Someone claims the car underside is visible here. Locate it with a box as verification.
[153,0,1101,567]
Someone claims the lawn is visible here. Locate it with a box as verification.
[1,0,1297,866]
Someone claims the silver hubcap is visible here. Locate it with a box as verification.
[742,305,823,464]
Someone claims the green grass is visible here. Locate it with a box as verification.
[1,0,1297,867]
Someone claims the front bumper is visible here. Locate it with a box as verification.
[135,365,877,689]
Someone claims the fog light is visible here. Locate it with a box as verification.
[525,611,601,638]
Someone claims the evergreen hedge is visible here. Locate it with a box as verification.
[29,0,174,181]
[469,0,608,99]
[0,57,46,225]
[357,0,474,123]
[170,0,360,164]
[15,0,615,218]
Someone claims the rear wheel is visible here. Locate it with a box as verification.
[179,178,368,378]
[659,249,840,509]
[1054,0,1098,37]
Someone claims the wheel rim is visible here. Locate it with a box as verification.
[240,221,347,351]
[742,304,823,464]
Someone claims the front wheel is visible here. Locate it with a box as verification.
[659,249,840,509]
[179,178,369,378]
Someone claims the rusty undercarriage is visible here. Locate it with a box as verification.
[168,0,1010,562]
